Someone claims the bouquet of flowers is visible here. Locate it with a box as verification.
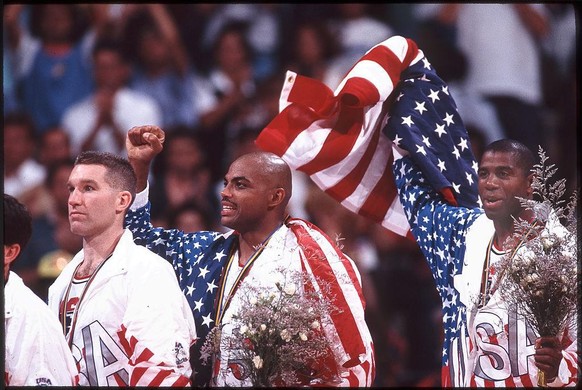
[493,147,578,386]
[200,269,343,387]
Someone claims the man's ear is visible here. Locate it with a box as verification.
[116,191,133,213]
[268,187,286,208]
[4,243,21,267]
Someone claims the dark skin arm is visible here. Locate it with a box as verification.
[534,336,563,382]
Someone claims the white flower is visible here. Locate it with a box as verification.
[517,248,536,265]
[280,329,292,342]
[253,355,264,369]
[311,320,320,330]
[530,273,539,282]
[540,230,555,250]
[240,325,249,334]
[260,324,267,331]
[299,332,308,341]
[284,283,297,296]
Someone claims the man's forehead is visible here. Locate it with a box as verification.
[69,164,107,180]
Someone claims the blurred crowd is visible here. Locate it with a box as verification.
[3,4,577,387]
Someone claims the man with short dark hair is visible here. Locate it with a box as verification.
[4,193,79,386]
[47,151,196,386]
[391,138,577,386]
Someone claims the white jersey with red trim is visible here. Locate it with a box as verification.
[48,229,197,387]
[4,271,79,386]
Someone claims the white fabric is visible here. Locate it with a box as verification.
[61,87,162,157]
[48,229,196,386]
[4,271,78,386]
[454,214,577,387]
[456,4,547,105]
[213,221,374,387]
[3,158,46,198]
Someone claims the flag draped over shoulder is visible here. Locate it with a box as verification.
[256,35,480,237]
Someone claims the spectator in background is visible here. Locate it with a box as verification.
[4,193,79,386]
[38,126,73,168]
[369,224,442,387]
[149,128,219,228]
[412,4,505,145]
[194,21,259,181]
[61,38,162,156]
[197,4,283,81]
[166,199,219,233]
[539,3,577,193]
[3,4,108,134]
[122,4,200,130]
[284,20,340,88]
[325,3,394,90]
[165,4,221,75]
[3,34,19,113]
[443,4,549,153]
[3,111,46,209]
[15,159,78,301]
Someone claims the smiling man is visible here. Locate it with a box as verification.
[391,139,578,387]
[124,125,376,387]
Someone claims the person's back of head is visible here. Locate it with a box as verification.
[4,193,33,249]
[4,194,33,276]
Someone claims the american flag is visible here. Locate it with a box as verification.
[126,207,375,387]
[256,35,483,386]
[255,35,480,237]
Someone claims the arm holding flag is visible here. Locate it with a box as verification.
[256,35,479,238]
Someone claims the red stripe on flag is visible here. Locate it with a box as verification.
[363,40,419,86]
[323,114,383,201]
[339,77,381,108]
[289,222,367,361]
[135,347,154,364]
[358,156,398,224]
[256,104,319,156]
[287,73,336,115]
[298,107,363,175]
[171,374,191,387]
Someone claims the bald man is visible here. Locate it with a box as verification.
[125,125,375,387]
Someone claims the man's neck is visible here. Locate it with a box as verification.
[237,221,284,266]
[77,230,123,277]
